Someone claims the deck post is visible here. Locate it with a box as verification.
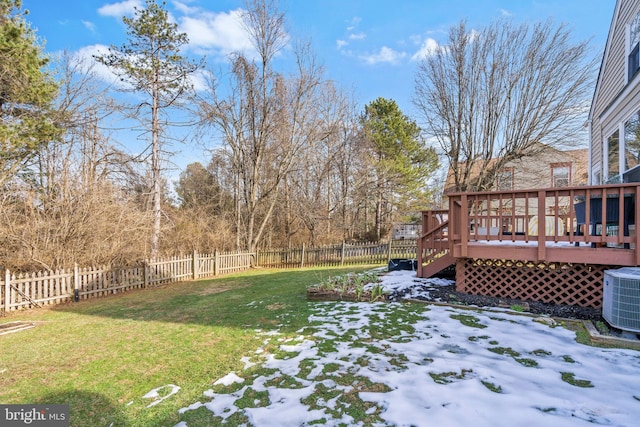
[537,190,546,261]
[417,213,425,277]
[459,195,468,257]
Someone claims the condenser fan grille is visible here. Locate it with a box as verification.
[603,268,640,333]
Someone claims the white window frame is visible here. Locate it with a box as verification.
[592,166,602,185]
[496,167,514,191]
[551,164,571,187]
[628,12,640,81]
[604,125,624,183]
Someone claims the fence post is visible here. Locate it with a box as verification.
[193,250,198,280]
[341,241,346,266]
[214,250,219,276]
[387,240,393,263]
[74,263,80,302]
[301,244,305,268]
[143,261,149,288]
[4,269,10,312]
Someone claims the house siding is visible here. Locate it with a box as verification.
[591,0,640,182]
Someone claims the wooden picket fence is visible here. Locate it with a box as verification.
[1,240,417,313]
[1,250,254,313]
[256,240,417,268]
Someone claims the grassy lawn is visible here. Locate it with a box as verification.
[0,266,377,427]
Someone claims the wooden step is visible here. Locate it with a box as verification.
[420,252,455,278]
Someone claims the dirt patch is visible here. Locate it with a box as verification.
[0,321,36,335]
[198,283,250,296]
[266,303,287,311]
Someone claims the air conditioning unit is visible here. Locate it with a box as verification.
[603,268,640,333]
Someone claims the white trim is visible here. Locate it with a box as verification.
[592,165,602,185]
[626,21,631,82]
[619,121,626,180]
[604,131,609,180]
[588,119,593,183]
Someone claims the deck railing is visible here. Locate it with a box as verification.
[420,183,640,268]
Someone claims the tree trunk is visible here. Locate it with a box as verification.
[151,84,161,259]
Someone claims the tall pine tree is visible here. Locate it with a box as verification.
[0,0,59,186]
[95,0,200,258]
[360,97,439,239]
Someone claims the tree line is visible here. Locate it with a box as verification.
[0,0,594,271]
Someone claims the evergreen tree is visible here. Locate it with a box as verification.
[0,0,60,186]
[95,0,200,258]
[360,97,439,239]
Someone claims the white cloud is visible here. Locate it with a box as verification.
[500,8,512,16]
[189,69,210,92]
[346,16,361,31]
[71,44,123,87]
[359,46,406,65]
[349,32,366,41]
[71,43,209,95]
[173,0,199,15]
[178,8,257,58]
[98,0,142,18]
[411,37,442,61]
[336,39,348,49]
[82,20,97,33]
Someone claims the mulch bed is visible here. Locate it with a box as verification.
[388,281,604,321]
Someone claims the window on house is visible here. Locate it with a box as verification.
[625,111,640,171]
[607,130,620,182]
[629,44,640,80]
[630,13,640,81]
[496,168,514,190]
[551,164,570,187]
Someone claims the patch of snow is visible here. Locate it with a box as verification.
[142,384,180,408]
[176,270,640,426]
[213,372,244,386]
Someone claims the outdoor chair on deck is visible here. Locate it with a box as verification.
[574,195,635,248]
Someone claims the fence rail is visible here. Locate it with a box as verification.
[1,250,254,313]
[1,241,417,313]
[256,240,417,268]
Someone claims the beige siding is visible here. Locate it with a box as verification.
[507,147,588,189]
[591,0,640,181]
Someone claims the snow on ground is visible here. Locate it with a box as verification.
[176,270,640,427]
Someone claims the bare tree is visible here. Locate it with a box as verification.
[198,0,326,252]
[273,80,358,246]
[0,53,152,271]
[413,19,596,192]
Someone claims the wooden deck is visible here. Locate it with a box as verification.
[418,183,640,278]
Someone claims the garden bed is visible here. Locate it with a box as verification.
[306,270,388,303]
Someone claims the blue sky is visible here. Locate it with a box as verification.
[21,0,617,173]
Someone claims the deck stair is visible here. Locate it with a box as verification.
[418,214,455,277]
[420,250,455,278]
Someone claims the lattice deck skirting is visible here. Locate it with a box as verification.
[455,259,612,309]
